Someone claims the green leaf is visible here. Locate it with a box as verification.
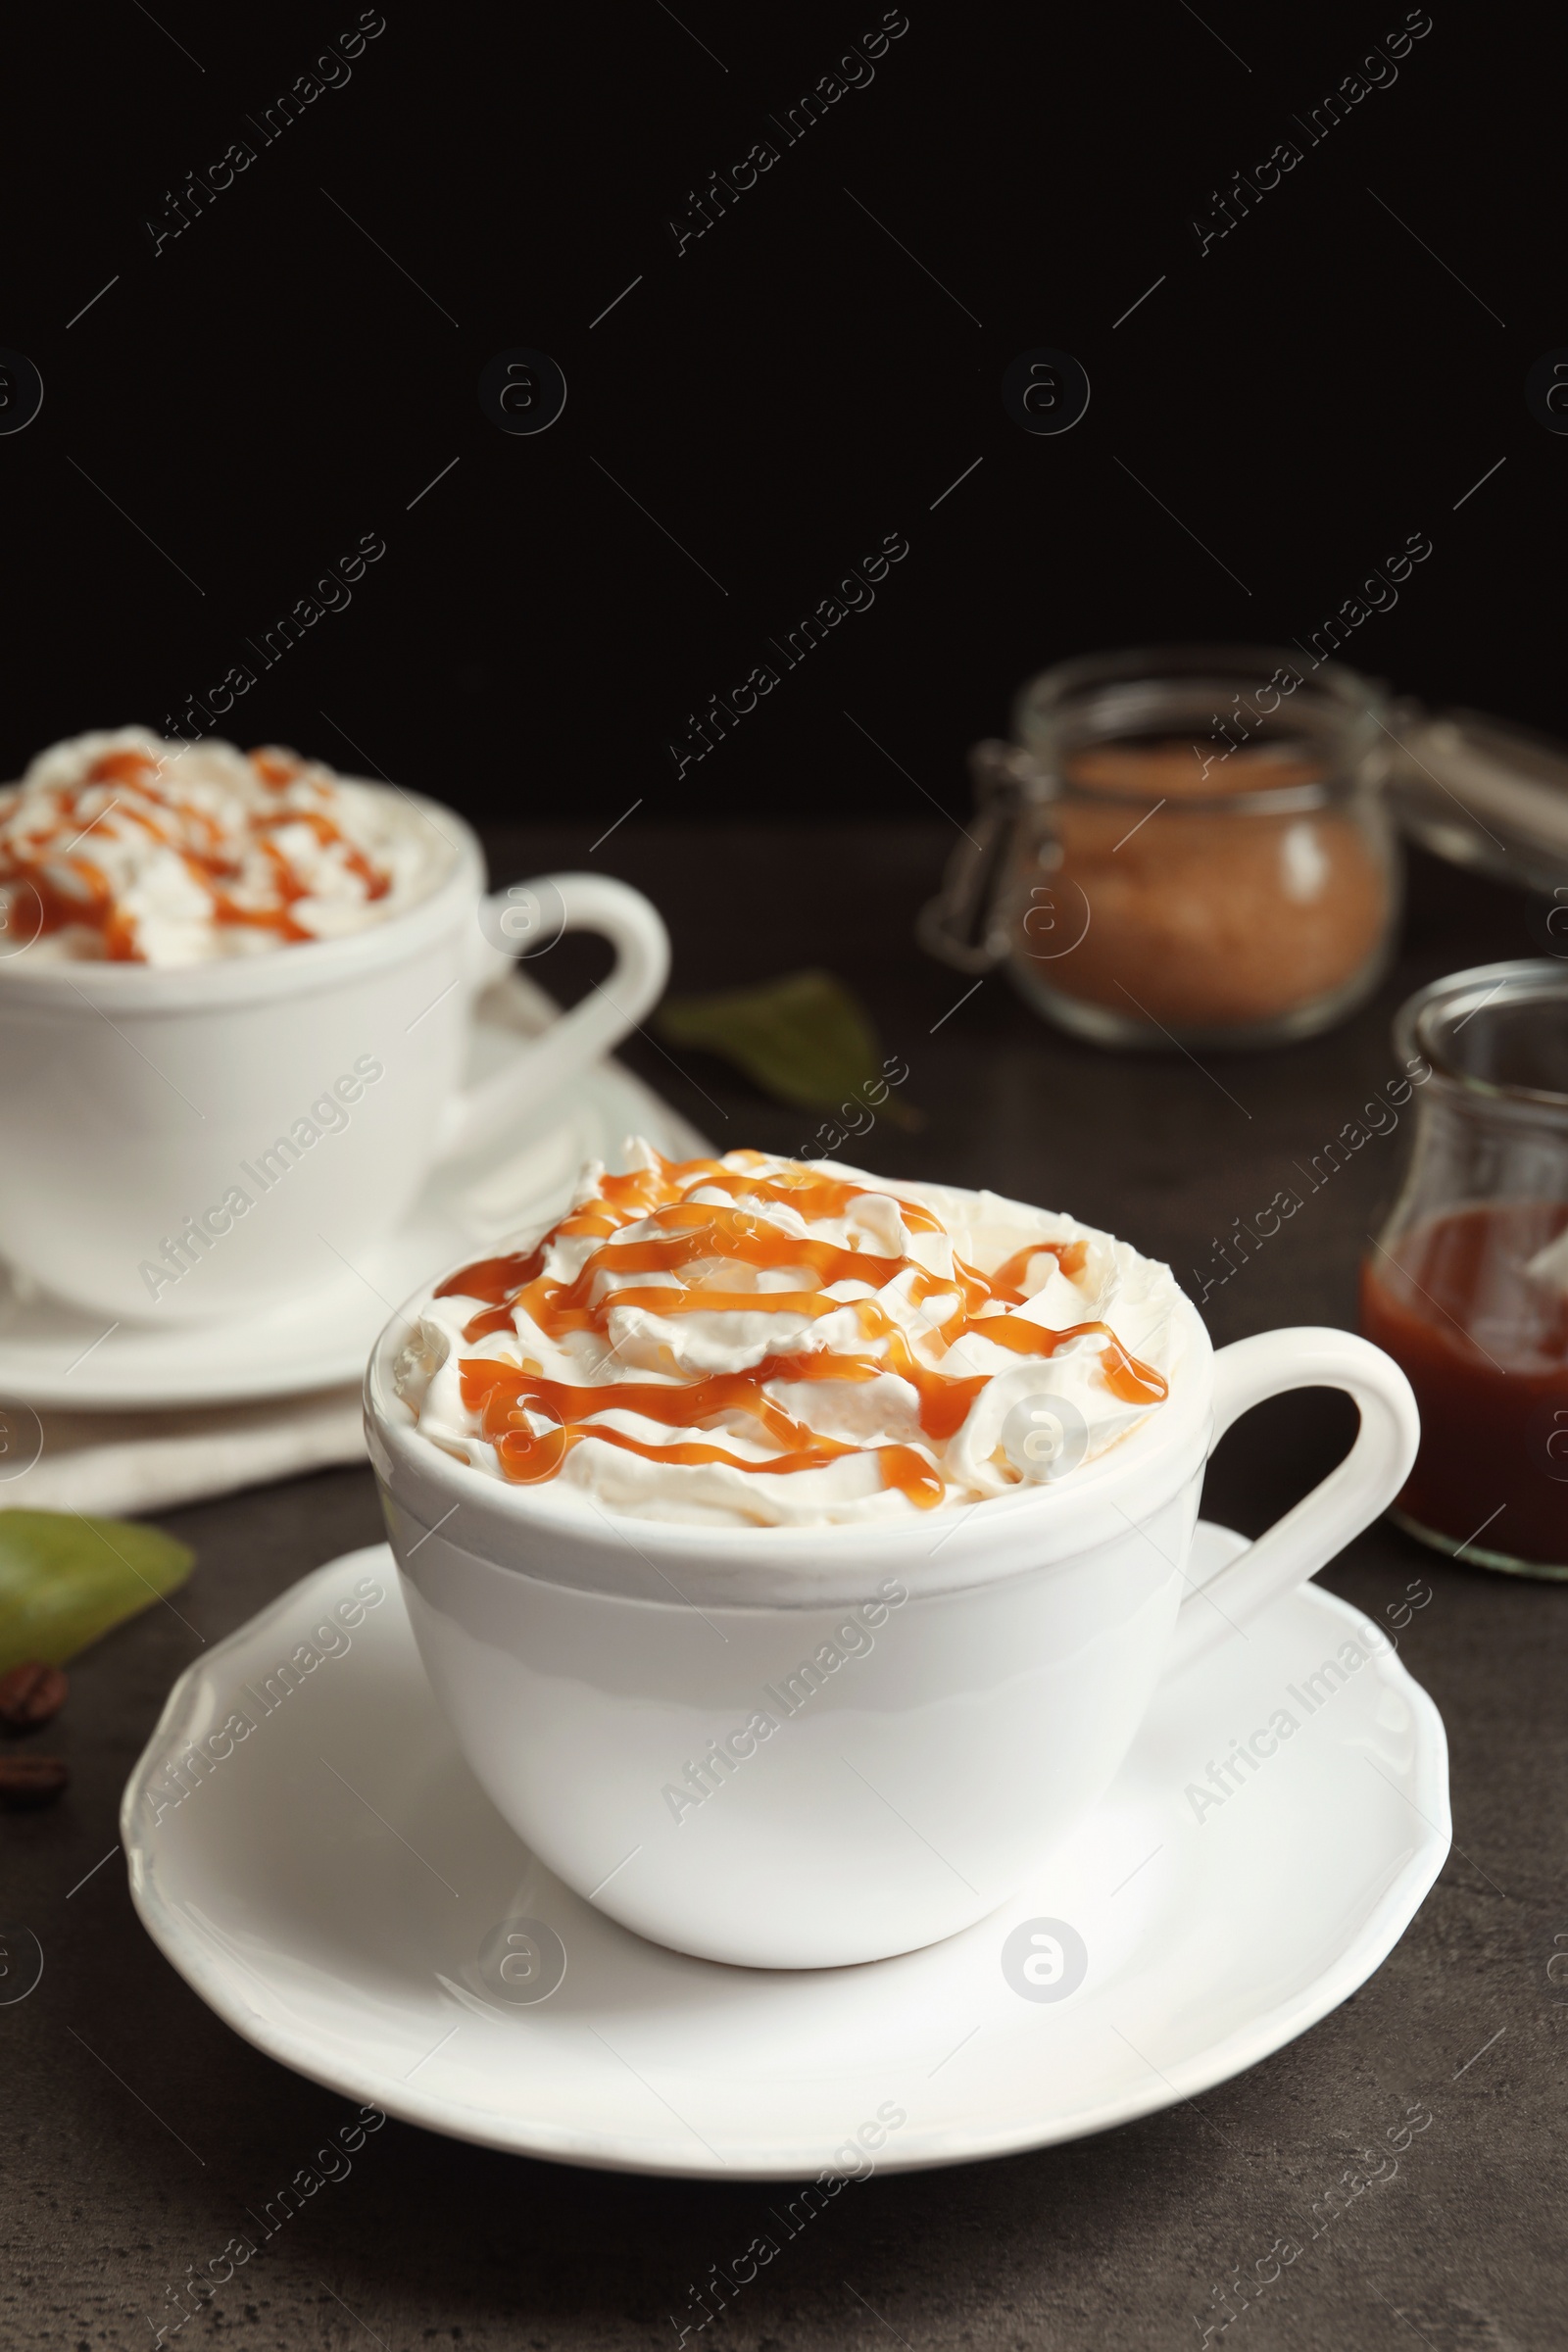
[656,968,921,1128]
[0,1510,195,1673]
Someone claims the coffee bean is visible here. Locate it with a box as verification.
[0,1754,68,1808]
[0,1662,68,1732]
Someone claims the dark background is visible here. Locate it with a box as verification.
[3,3,1557,831]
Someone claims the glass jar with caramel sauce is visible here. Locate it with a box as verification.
[920,645,1401,1050]
[1361,961,1568,1579]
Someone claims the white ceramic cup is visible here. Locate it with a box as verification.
[0,789,669,1324]
[367,1289,1419,1970]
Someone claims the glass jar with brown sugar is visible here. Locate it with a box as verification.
[920,645,1401,1050]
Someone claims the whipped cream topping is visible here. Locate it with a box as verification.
[395,1144,1182,1528]
[0,727,451,965]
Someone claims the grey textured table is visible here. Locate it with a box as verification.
[6,825,1563,2352]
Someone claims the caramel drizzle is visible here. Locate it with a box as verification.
[0,745,391,959]
[438,1153,1166,1509]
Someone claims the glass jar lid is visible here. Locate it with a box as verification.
[1384,710,1568,896]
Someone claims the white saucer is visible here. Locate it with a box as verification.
[122,1526,1449,2179]
[0,975,707,1410]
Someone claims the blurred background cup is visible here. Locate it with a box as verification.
[0,794,669,1327]
[1361,959,1568,1579]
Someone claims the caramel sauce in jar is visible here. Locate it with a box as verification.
[1360,960,1568,1579]
[1361,1202,1568,1571]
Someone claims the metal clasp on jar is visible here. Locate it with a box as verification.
[916,740,1054,973]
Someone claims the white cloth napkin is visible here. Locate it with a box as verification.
[22,1389,367,1518]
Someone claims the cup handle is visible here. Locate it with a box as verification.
[432,871,671,1164]
[1170,1328,1419,1672]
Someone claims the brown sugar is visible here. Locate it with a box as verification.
[1030,744,1393,1031]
